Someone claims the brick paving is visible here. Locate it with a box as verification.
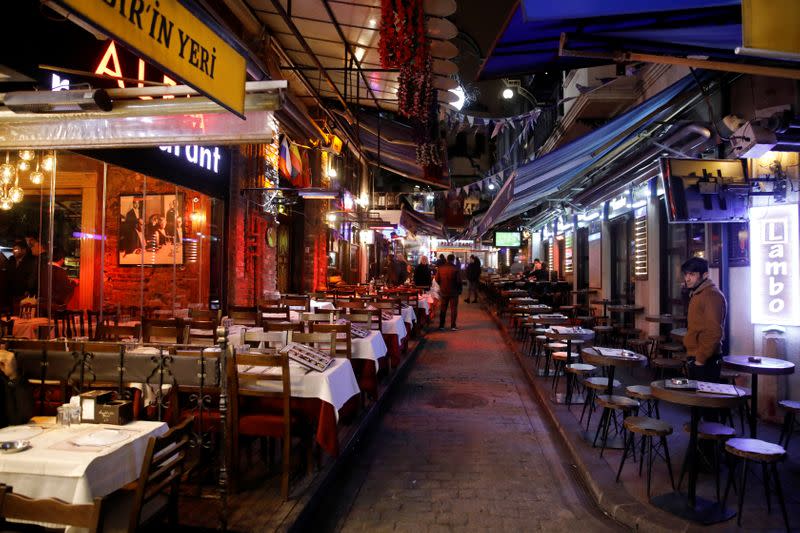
[326,302,627,532]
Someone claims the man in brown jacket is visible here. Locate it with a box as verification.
[435,254,462,330]
[682,257,727,383]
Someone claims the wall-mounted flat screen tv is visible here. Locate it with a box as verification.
[660,158,749,223]
[494,231,521,247]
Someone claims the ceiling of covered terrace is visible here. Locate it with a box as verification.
[242,0,460,116]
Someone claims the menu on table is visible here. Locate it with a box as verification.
[336,318,370,338]
[696,381,742,396]
[279,342,333,372]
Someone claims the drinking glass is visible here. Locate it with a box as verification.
[56,405,71,427]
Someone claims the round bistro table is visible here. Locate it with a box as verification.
[544,327,595,403]
[580,347,648,448]
[722,355,795,438]
[650,379,750,524]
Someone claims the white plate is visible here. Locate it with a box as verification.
[70,429,129,447]
[0,425,43,441]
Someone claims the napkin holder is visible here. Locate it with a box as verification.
[95,400,133,426]
[79,390,114,423]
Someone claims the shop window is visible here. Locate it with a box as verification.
[661,201,706,314]
[710,222,749,267]
[610,216,633,303]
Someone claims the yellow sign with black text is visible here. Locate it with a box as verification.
[742,0,800,56]
[58,0,246,116]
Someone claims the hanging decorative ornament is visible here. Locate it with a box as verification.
[18,150,35,162]
[0,198,12,211]
[0,153,14,185]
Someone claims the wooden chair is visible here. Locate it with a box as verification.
[229,351,296,499]
[300,311,339,325]
[86,309,119,340]
[143,319,187,344]
[128,416,193,531]
[95,324,141,342]
[186,319,217,345]
[189,309,221,322]
[18,303,37,319]
[54,309,85,339]
[0,484,104,533]
[309,323,352,359]
[258,305,291,324]
[335,300,365,312]
[228,306,258,327]
[373,299,401,316]
[263,322,303,333]
[0,319,13,337]
[280,295,310,312]
[287,331,337,357]
[348,310,382,332]
[242,330,287,351]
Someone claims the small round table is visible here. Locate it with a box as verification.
[722,355,795,438]
[670,327,687,344]
[581,347,648,448]
[607,304,644,329]
[590,299,613,322]
[650,379,750,524]
[545,327,595,403]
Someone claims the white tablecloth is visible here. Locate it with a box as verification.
[310,300,336,311]
[0,421,167,503]
[417,295,432,313]
[241,358,360,421]
[352,330,388,372]
[401,306,416,324]
[381,315,407,342]
[11,317,51,339]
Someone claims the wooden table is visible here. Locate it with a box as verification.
[645,314,686,324]
[581,347,648,448]
[544,327,595,404]
[650,379,750,524]
[723,355,795,437]
[670,327,687,343]
[607,304,644,329]
[590,299,613,320]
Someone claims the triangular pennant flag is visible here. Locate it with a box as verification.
[491,121,504,138]
[467,115,474,127]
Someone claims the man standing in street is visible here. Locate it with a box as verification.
[682,257,727,383]
[435,254,461,331]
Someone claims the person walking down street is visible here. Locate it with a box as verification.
[414,255,433,288]
[435,254,461,331]
[682,257,727,385]
[465,255,481,303]
[436,254,446,266]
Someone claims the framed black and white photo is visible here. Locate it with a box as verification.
[119,194,184,265]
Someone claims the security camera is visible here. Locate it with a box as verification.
[3,89,112,113]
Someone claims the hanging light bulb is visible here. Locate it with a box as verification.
[41,154,55,172]
[17,159,30,172]
[328,166,337,178]
[29,170,43,185]
[18,150,35,162]
[0,153,14,185]
[9,186,23,204]
[0,198,12,211]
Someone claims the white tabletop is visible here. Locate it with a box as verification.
[352,330,388,372]
[0,421,167,504]
[401,305,416,324]
[417,294,432,313]
[310,300,336,311]
[381,315,407,342]
[240,357,360,421]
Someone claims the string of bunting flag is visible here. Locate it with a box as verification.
[440,107,542,139]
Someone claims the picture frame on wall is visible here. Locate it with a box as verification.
[119,193,184,265]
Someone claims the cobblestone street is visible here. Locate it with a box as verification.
[322,302,627,532]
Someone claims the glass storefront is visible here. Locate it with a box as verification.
[0,150,225,325]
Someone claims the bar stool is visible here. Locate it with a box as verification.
[593,394,639,457]
[593,325,614,346]
[678,421,736,501]
[651,351,686,379]
[616,416,675,499]
[627,338,653,358]
[565,363,596,408]
[723,438,789,530]
[551,349,581,398]
[625,385,660,418]
[619,328,642,350]
[541,342,567,377]
[580,377,622,429]
[778,400,800,450]
[647,334,667,358]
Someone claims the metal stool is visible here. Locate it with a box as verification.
[723,438,789,530]
[593,325,614,345]
[565,363,596,408]
[778,399,800,450]
[625,385,660,418]
[580,377,621,429]
[616,416,675,499]
[593,394,639,457]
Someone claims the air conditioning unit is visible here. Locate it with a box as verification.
[3,89,112,113]
[730,120,778,159]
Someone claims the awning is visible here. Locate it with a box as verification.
[351,112,450,188]
[478,1,798,79]
[480,73,705,228]
[399,200,447,238]
[471,175,515,238]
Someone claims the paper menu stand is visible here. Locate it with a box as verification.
[280,342,333,372]
[335,318,369,338]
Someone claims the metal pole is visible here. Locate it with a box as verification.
[46,151,57,328]
[720,223,730,355]
[99,163,108,323]
[216,322,230,531]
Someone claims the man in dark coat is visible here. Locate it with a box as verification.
[413,256,433,288]
[435,254,462,330]
[0,349,33,428]
[7,240,37,305]
[465,255,481,303]
[38,248,75,311]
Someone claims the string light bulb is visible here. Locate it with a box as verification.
[0,154,14,185]
[41,154,55,172]
[327,166,337,178]
[18,150,35,162]
[0,198,12,211]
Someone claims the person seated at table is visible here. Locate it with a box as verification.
[0,349,33,427]
[528,258,549,282]
[38,248,76,312]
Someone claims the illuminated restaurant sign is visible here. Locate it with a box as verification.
[55,0,246,116]
[750,204,800,326]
